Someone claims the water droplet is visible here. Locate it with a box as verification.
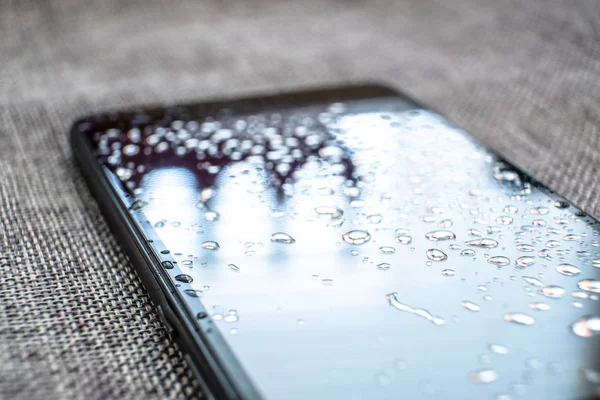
[516,244,535,252]
[439,219,453,228]
[465,238,499,248]
[530,207,549,215]
[441,269,456,277]
[556,263,581,276]
[129,199,148,211]
[379,246,396,254]
[394,358,407,371]
[461,301,480,312]
[504,205,519,214]
[460,249,475,256]
[395,234,413,245]
[328,218,345,228]
[322,279,333,286]
[470,368,498,384]
[580,368,600,383]
[377,263,391,271]
[367,214,383,224]
[496,216,513,225]
[386,292,444,325]
[539,285,565,298]
[554,200,569,209]
[488,256,510,266]
[224,310,239,323]
[181,259,193,266]
[342,230,371,245]
[489,344,509,355]
[523,276,543,287]
[578,279,600,293]
[314,206,343,220]
[571,316,600,337]
[425,230,456,241]
[375,372,391,387]
[184,289,203,298]
[572,301,583,308]
[204,210,220,221]
[123,143,140,156]
[532,219,547,227]
[175,274,193,283]
[504,313,535,325]
[545,240,561,248]
[529,302,551,311]
[201,241,220,250]
[271,232,296,244]
[516,256,535,268]
[468,228,485,237]
[537,249,552,260]
[229,264,240,272]
[426,249,448,261]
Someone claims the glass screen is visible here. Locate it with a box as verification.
[84,89,600,400]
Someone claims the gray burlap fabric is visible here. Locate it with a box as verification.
[1,0,599,399]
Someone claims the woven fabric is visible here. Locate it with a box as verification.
[1,0,599,398]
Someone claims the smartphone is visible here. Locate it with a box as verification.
[71,84,600,400]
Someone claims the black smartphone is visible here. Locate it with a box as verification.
[71,84,600,400]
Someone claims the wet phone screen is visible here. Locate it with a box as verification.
[81,86,600,400]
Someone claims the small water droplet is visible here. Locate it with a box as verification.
[201,241,220,250]
[572,301,583,308]
[504,312,535,325]
[322,279,334,286]
[556,263,581,276]
[229,264,240,272]
[460,249,475,256]
[516,256,535,268]
[554,200,570,209]
[425,230,456,241]
[496,216,513,225]
[224,310,239,323]
[523,276,543,287]
[504,205,519,214]
[375,372,391,387]
[271,232,296,244]
[426,249,448,261]
[386,292,444,325]
[530,207,549,215]
[441,269,456,277]
[367,214,383,224]
[461,301,480,312]
[204,210,220,221]
[129,199,148,211]
[470,368,498,384]
[314,206,343,220]
[571,316,600,337]
[539,285,565,299]
[184,289,203,298]
[465,238,499,248]
[181,259,193,266]
[489,344,509,355]
[546,240,561,248]
[529,302,551,311]
[377,263,391,271]
[439,219,453,228]
[395,234,413,245]
[175,274,193,283]
[379,246,396,254]
[516,244,535,252]
[342,230,371,245]
[488,256,510,267]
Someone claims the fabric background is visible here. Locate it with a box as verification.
[1,0,599,399]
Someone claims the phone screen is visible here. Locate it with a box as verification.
[85,89,600,399]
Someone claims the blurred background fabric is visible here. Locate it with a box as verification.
[1,0,599,399]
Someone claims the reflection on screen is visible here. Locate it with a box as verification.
[91,96,600,400]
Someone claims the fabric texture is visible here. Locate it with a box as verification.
[0,0,599,398]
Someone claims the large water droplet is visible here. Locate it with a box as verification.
[504,313,535,325]
[461,301,480,312]
[465,238,499,248]
[556,263,581,276]
[386,292,444,325]
[571,316,600,338]
[578,279,600,293]
[201,241,220,250]
[314,206,343,220]
[271,232,296,244]
[342,230,371,245]
[516,256,535,268]
[470,369,498,384]
[426,249,448,261]
[425,230,456,241]
[488,256,510,266]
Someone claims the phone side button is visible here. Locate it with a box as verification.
[156,305,175,335]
